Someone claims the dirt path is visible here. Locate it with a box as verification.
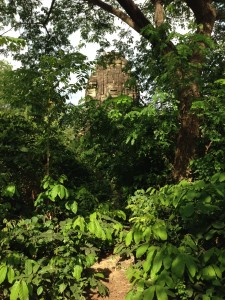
[88,255,133,300]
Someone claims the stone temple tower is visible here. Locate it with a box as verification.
[86,54,138,102]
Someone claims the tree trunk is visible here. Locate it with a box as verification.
[172,1,217,181]
[173,83,200,181]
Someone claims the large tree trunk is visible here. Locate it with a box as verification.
[172,1,217,181]
[173,83,200,181]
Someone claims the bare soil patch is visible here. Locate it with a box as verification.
[87,255,133,300]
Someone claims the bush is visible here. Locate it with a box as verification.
[0,176,125,300]
[116,173,225,300]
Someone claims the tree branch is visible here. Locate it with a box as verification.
[116,0,151,29]
[86,0,142,33]
[152,0,164,27]
[43,0,56,26]
[185,0,217,35]
[0,27,14,37]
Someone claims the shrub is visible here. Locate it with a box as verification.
[116,173,225,300]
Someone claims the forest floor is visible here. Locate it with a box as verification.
[87,255,133,300]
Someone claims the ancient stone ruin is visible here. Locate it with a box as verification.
[86,54,138,102]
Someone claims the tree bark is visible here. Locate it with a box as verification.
[173,84,200,181]
[172,0,217,181]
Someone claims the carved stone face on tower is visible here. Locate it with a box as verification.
[86,54,138,102]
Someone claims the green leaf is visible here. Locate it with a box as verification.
[136,243,149,258]
[19,280,29,300]
[180,203,195,218]
[86,254,96,267]
[171,254,185,278]
[65,201,78,214]
[156,286,168,300]
[185,255,197,278]
[143,286,155,300]
[25,260,33,276]
[125,231,133,246]
[37,286,43,295]
[143,246,157,272]
[73,216,85,231]
[134,229,142,244]
[212,221,225,229]
[153,225,167,241]
[0,265,7,284]
[125,290,135,300]
[219,173,225,182]
[3,184,16,197]
[94,272,105,279]
[163,255,172,270]
[10,281,20,300]
[213,265,222,279]
[72,265,83,280]
[7,267,15,284]
[151,251,163,277]
[50,184,69,201]
[201,265,216,280]
[59,283,67,294]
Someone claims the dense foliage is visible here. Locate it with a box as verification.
[0,0,225,299]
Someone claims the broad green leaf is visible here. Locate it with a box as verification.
[25,260,33,276]
[70,201,78,214]
[163,255,172,270]
[201,265,216,280]
[86,254,96,267]
[212,221,225,229]
[134,229,142,244]
[153,225,167,241]
[7,267,15,284]
[73,216,85,231]
[94,272,105,279]
[136,243,149,258]
[50,184,69,201]
[88,219,106,240]
[185,255,197,278]
[202,296,210,300]
[19,280,29,300]
[125,290,134,300]
[72,265,83,280]
[219,173,225,182]
[143,227,151,241]
[218,250,225,266]
[3,184,16,197]
[157,270,174,288]
[156,286,168,300]
[143,286,155,300]
[37,286,43,295]
[151,251,163,277]
[59,283,67,294]
[213,265,222,279]
[10,281,20,300]
[171,254,185,278]
[143,246,157,272]
[215,187,225,197]
[0,265,7,284]
[180,203,195,218]
[115,210,126,220]
[65,201,78,214]
[125,231,133,246]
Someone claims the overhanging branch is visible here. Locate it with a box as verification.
[185,0,217,35]
[86,0,141,33]
[43,0,56,26]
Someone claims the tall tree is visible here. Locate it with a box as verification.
[2,0,224,181]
